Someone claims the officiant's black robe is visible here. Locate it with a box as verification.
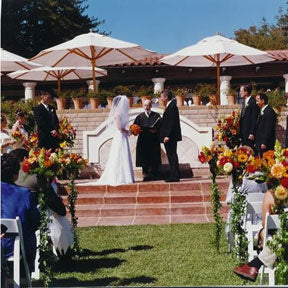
[134,111,161,172]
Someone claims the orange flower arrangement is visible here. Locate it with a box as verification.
[129,124,142,136]
[11,129,24,142]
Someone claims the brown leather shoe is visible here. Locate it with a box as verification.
[233,264,258,282]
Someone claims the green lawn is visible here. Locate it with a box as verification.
[38,223,256,286]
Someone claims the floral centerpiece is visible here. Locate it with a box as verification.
[57,116,76,148]
[27,132,39,149]
[215,111,241,149]
[129,124,142,136]
[11,129,24,142]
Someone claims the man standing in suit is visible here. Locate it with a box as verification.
[160,89,182,182]
[239,85,259,149]
[33,91,60,150]
[255,93,277,156]
[134,99,161,181]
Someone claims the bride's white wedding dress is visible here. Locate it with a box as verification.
[87,96,135,186]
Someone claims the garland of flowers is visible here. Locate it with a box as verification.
[37,176,54,287]
[268,212,288,285]
[198,145,223,252]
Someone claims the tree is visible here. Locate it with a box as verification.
[1,0,108,58]
[234,2,288,50]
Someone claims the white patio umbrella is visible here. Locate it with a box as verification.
[8,66,107,93]
[29,30,155,92]
[161,34,275,104]
[1,48,41,72]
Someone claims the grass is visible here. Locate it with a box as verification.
[34,223,256,287]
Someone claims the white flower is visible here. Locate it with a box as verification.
[223,162,233,173]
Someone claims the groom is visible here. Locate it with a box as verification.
[160,89,182,182]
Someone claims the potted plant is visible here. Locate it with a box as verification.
[71,88,86,110]
[194,83,218,105]
[56,90,69,110]
[227,87,237,105]
[137,85,154,104]
[113,85,134,107]
[174,87,188,107]
[87,91,100,109]
[101,89,114,108]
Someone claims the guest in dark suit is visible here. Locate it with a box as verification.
[255,93,277,156]
[239,85,260,149]
[33,91,60,150]
[134,99,161,181]
[159,89,182,182]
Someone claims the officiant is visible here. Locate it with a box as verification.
[134,99,161,181]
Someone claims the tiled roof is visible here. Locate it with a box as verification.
[267,49,288,61]
[108,50,288,67]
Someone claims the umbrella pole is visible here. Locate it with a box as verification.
[216,59,220,105]
[91,59,97,93]
[57,78,61,94]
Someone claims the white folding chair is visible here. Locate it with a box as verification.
[31,230,40,280]
[260,212,280,286]
[1,217,32,288]
[244,201,263,261]
[246,192,264,203]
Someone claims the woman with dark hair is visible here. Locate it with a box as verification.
[1,115,16,154]
[1,153,40,273]
[11,110,30,150]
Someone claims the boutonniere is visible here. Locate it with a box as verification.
[50,108,54,113]
[245,103,249,108]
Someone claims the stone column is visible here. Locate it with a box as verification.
[23,82,37,101]
[86,79,100,91]
[152,78,165,94]
[220,76,232,105]
[283,74,288,106]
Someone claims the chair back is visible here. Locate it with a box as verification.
[246,192,264,203]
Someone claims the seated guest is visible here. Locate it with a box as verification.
[1,115,16,155]
[233,190,287,282]
[11,111,30,150]
[1,153,40,273]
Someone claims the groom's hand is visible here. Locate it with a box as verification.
[164,137,169,144]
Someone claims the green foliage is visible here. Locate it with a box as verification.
[194,83,217,103]
[230,186,248,264]
[234,3,288,50]
[86,91,99,99]
[266,89,287,110]
[268,212,288,285]
[113,85,134,97]
[57,90,71,99]
[1,98,39,134]
[2,0,108,58]
[210,180,223,252]
[136,85,154,97]
[70,88,86,99]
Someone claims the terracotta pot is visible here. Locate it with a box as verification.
[209,94,217,106]
[192,95,201,105]
[107,97,114,108]
[227,95,236,105]
[140,95,152,105]
[72,98,83,110]
[176,94,185,107]
[89,98,100,109]
[128,97,134,108]
[56,98,66,110]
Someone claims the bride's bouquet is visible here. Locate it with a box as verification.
[11,129,24,142]
[129,124,141,136]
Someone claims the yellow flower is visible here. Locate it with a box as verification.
[238,154,248,163]
[271,163,286,179]
[224,149,232,157]
[60,141,67,148]
[218,133,223,141]
[274,185,288,201]
[207,155,212,161]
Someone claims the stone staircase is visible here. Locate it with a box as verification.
[61,174,230,227]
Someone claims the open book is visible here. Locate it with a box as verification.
[150,116,161,128]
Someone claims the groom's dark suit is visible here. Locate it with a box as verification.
[160,99,182,181]
[255,105,277,156]
[240,96,259,148]
[33,103,60,150]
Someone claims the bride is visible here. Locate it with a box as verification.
[89,95,135,186]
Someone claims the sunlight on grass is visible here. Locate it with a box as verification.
[46,223,254,286]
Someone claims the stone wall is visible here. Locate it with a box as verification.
[57,105,288,155]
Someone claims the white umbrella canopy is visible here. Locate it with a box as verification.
[8,66,107,93]
[29,31,156,92]
[161,34,275,103]
[1,48,41,72]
